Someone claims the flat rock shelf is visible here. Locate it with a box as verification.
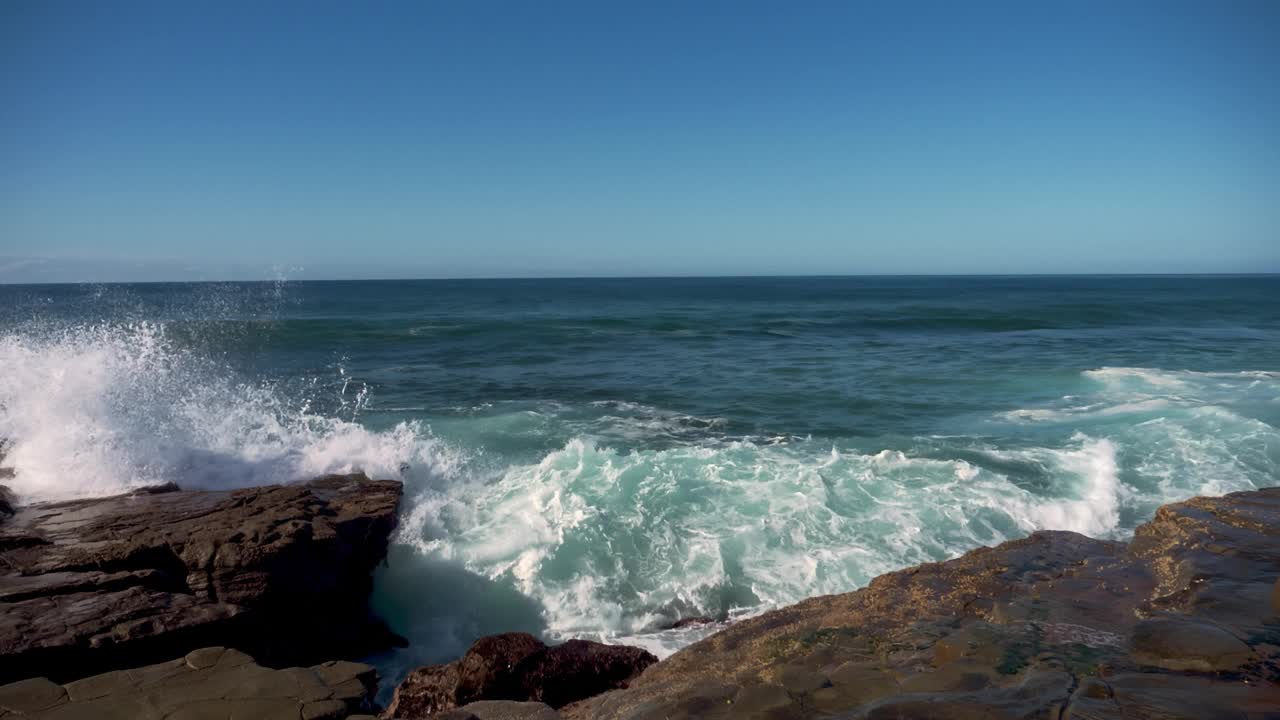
[0,646,379,719]
[0,473,403,684]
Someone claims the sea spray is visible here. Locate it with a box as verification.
[0,320,460,501]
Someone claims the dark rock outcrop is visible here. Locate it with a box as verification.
[0,473,403,684]
[0,646,379,719]
[565,487,1280,719]
[0,486,14,521]
[384,633,657,718]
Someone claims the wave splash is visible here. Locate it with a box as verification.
[0,321,459,502]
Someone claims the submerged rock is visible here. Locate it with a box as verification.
[563,487,1280,719]
[659,616,718,630]
[0,473,403,684]
[385,633,656,718]
[0,646,378,719]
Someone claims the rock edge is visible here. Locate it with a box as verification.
[0,473,403,684]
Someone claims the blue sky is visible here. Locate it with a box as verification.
[2,1,1277,281]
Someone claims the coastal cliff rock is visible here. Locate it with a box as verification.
[564,487,1280,719]
[384,633,657,718]
[0,473,403,685]
[0,646,379,719]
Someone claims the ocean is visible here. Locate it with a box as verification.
[1,275,1277,689]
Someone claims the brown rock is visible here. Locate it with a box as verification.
[0,473,402,684]
[1129,618,1254,672]
[385,634,656,717]
[562,487,1280,719]
[508,640,657,708]
[384,663,461,718]
[456,633,548,704]
[0,646,378,719]
[0,677,66,714]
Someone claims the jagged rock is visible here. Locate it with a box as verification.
[457,633,548,705]
[0,646,377,719]
[562,487,1280,719]
[385,634,656,718]
[510,640,660,709]
[0,473,402,684]
[386,662,460,718]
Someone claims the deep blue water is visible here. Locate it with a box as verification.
[1,275,1277,684]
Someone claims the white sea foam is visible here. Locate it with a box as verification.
[1003,367,1280,426]
[1000,398,1175,423]
[385,366,1278,656]
[0,322,460,502]
[1084,366,1280,399]
[392,433,1146,655]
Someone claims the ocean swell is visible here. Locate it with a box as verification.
[0,319,1275,665]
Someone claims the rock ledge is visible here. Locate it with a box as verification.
[0,646,379,719]
[0,473,403,684]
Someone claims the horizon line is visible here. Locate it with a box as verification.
[3,271,1280,287]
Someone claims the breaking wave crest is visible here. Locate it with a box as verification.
[0,321,460,501]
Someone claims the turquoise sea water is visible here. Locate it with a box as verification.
[1,276,1277,687]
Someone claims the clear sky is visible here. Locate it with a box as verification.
[2,1,1278,281]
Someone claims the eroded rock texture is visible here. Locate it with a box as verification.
[0,474,402,684]
[384,633,657,718]
[0,646,379,719]
[563,488,1280,719]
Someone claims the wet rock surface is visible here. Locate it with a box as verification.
[0,646,378,719]
[0,473,402,684]
[563,487,1280,719]
[384,633,657,718]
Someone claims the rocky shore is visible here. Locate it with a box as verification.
[566,487,1280,719]
[0,473,402,684]
[1,477,1277,719]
